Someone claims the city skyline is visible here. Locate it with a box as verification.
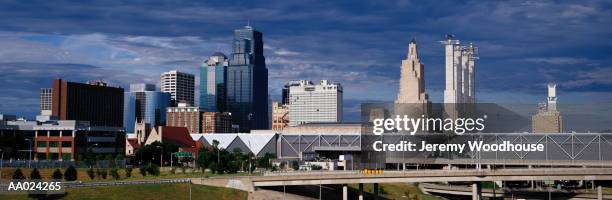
[0,1,611,122]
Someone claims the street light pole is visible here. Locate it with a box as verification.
[157,146,163,168]
[25,139,32,168]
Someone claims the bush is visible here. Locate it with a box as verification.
[64,166,78,181]
[227,161,239,174]
[12,168,25,180]
[170,167,176,174]
[146,164,160,176]
[86,168,95,180]
[51,169,63,180]
[125,167,133,178]
[291,161,300,170]
[110,168,120,180]
[96,168,107,179]
[180,166,186,174]
[311,165,322,170]
[30,168,41,180]
[139,166,147,176]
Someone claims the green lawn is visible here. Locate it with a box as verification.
[0,183,247,200]
[1,168,260,182]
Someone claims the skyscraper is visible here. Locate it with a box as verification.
[288,80,343,126]
[51,79,124,127]
[200,52,229,112]
[40,88,52,115]
[396,39,429,104]
[124,83,171,133]
[161,70,195,106]
[226,25,269,132]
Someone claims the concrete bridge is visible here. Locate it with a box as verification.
[191,168,612,200]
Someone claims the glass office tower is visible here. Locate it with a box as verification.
[200,52,228,112]
[227,25,269,132]
[124,84,171,133]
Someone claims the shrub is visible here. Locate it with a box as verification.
[86,168,95,180]
[311,165,322,170]
[64,166,78,181]
[180,166,186,174]
[125,167,133,178]
[110,168,120,180]
[101,169,108,179]
[12,168,25,180]
[30,168,41,180]
[170,167,176,174]
[291,161,300,170]
[51,169,63,180]
[139,166,147,176]
[146,164,160,176]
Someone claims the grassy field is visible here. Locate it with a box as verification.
[349,183,442,200]
[0,183,247,200]
[0,168,259,182]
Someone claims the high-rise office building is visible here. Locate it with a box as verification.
[227,25,269,132]
[200,52,229,112]
[51,79,124,127]
[532,83,563,133]
[161,70,195,106]
[124,83,171,133]
[288,80,343,126]
[40,88,52,115]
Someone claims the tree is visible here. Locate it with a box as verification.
[110,168,120,180]
[64,166,78,181]
[52,169,63,180]
[86,168,95,180]
[125,167,133,178]
[146,163,160,176]
[12,168,25,180]
[30,168,41,180]
[105,154,115,168]
[227,161,239,173]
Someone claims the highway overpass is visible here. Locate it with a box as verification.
[192,168,612,200]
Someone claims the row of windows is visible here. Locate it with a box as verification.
[37,141,72,148]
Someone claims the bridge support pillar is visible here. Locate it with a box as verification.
[472,182,482,200]
[358,183,364,200]
[598,185,602,200]
[342,184,348,200]
[374,183,379,200]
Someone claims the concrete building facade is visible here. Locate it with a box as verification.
[272,102,289,131]
[532,83,563,133]
[161,70,195,106]
[287,80,343,126]
[201,112,232,133]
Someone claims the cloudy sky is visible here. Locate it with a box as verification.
[0,0,611,122]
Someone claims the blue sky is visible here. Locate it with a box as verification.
[0,0,611,122]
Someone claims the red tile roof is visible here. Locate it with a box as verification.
[159,126,196,148]
[127,138,140,149]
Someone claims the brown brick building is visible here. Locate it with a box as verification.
[52,79,124,127]
[202,112,232,133]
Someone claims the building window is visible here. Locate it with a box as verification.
[62,153,71,161]
[49,141,59,148]
[61,141,71,147]
[37,141,47,147]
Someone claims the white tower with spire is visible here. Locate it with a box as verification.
[442,34,478,118]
